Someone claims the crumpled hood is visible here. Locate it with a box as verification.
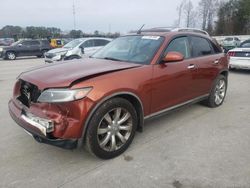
[19,58,142,90]
[47,47,69,54]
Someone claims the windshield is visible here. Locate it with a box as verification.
[224,38,233,41]
[11,40,22,46]
[92,35,164,65]
[63,39,83,48]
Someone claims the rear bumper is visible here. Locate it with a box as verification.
[8,99,78,149]
[229,58,250,70]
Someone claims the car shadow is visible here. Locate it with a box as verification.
[230,69,250,74]
[0,56,43,61]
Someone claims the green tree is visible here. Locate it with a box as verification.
[69,30,83,38]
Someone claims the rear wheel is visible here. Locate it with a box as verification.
[86,98,137,159]
[6,51,16,60]
[203,75,227,108]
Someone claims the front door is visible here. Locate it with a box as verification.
[151,36,198,113]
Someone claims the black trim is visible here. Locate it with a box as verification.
[33,135,77,150]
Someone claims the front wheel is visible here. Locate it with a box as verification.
[85,98,137,159]
[37,50,47,58]
[203,75,227,108]
[6,52,16,60]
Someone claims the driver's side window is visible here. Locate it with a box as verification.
[164,37,190,59]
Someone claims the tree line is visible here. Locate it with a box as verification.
[176,0,250,35]
[0,25,120,40]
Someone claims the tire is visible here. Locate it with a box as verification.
[6,51,16,60]
[203,75,227,108]
[85,98,138,159]
[65,55,79,60]
[37,50,47,58]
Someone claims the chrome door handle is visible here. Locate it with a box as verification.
[187,64,195,69]
[213,59,219,64]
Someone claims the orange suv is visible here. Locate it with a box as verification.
[9,28,229,159]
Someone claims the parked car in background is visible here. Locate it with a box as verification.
[0,38,15,46]
[44,37,112,63]
[228,39,250,70]
[49,38,64,48]
[9,28,228,159]
[0,39,51,60]
[240,39,250,48]
[222,37,241,52]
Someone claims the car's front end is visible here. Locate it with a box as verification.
[228,48,250,70]
[8,78,94,149]
[44,49,70,63]
[0,47,3,58]
[8,57,144,150]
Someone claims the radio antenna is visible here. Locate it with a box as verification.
[137,24,145,34]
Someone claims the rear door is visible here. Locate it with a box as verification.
[189,36,223,96]
[28,40,41,55]
[151,36,197,113]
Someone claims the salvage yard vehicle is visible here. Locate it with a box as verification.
[44,37,112,63]
[9,28,229,159]
[228,39,250,70]
[0,39,51,60]
[222,37,241,52]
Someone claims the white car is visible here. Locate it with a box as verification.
[228,39,250,70]
[44,37,112,63]
[222,37,241,47]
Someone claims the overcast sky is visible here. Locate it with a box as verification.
[0,0,200,33]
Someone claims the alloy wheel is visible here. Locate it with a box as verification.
[7,52,16,60]
[97,107,133,152]
[214,79,226,105]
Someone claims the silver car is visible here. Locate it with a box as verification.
[44,37,112,63]
[228,39,250,70]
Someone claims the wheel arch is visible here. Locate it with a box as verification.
[5,50,17,57]
[78,92,144,147]
[219,69,229,78]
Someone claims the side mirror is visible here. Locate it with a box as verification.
[18,43,23,47]
[79,46,84,54]
[161,51,184,63]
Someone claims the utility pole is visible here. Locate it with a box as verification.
[73,0,76,30]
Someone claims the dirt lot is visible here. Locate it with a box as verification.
[0,57,250,188]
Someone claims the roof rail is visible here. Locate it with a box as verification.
[171,28,209,35]
[134,27,209,36]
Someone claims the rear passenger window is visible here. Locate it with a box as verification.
[94,39,110,46]
[30,41,40,45]
[190,36,213,57]
[164,37,190,58]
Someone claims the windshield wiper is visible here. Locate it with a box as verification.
[103,57,122,61]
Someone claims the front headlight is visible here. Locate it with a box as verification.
[0,48,3,52]
[37,87,92,103]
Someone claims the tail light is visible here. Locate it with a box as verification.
[227,51,235,57]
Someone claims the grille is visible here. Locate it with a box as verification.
[235,52,250,57]
[17,80,41,107]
